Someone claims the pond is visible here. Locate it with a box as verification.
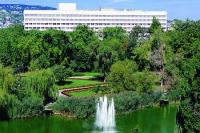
[0,105,177,133]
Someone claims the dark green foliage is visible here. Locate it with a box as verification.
[97,46,115,78]
[0,25,25,67]
[20,69,56,98]
[18,94,44,118]
[69,25,100,71]
[97,27,128,77]
[0,92,19,120]
[52,65,73,83]
[166,89,180,102]
[165,20,200,132]
[0,26,71,72]
[0,25,100,73]
[52,96,96,118]
[0,65,57,119]
[103,27,127,42]
[149,17,162,34]
[52,91,161,118]
[107,60,138,92]
[177,99,200,132]
[107,60,159,93]
[93,86,109,94]
[0,25,130,78]
[126,26,147,58]
[0,92,44,119]
[114,91,141,113]
[140,92,162,107]
[1,18,200,130]
[114,91,161,113]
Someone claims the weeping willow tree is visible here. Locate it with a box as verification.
[0,64,15,91]
[15,69,57,118]
[0,65,19,119]
[0,65,57,119]
[20,69,57,104]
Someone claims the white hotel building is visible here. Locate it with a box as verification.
[24,3,167,32]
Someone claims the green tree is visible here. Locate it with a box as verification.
[149,17,162,34]
[52,65,73,83]
[107,60,138,92]
[69,25,99,71]
[107,60,159,93]
[97,45,115,79]
[165,20,200,132]
[126,26,147,58]
[103,27,127,42]
[0,64,15,91]
[131,71,159,93]
[96,27,129,77]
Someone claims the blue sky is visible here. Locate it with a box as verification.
[0,0,199,20]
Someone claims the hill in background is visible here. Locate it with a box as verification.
[0,4,56,28]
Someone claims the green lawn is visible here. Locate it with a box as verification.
[69,89,96,97]
[74,72,101,77]
[59,79,102,89]
[22,71,101,78]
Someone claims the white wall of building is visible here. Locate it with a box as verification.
[24,3,167,32]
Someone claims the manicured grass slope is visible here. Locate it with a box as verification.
[69,89,96,97]
[74,72,100,77]
[59,79,102,89]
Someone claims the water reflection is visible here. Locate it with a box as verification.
[0,105,177,133]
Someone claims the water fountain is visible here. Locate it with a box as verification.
[95,96,116,132]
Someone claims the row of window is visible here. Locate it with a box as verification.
[25,23,158,26]
[25,27,137,31]
[25,18,166,22]
[25,14,166,18]
[25,24,165,28]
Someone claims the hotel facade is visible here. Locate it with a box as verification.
[24,3,167,32]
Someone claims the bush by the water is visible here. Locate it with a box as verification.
[114,91,161,113]
[51,91,162,118]
[52,96,96,118]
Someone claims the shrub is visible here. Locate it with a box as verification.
[52,65,73,83]
[52,91,161,118]
[0,91,20,120]
[52,96,96,118]
[113,91,141,113]
[166,89,180,102]
[140,92,162,107]
[18,94,44,118]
